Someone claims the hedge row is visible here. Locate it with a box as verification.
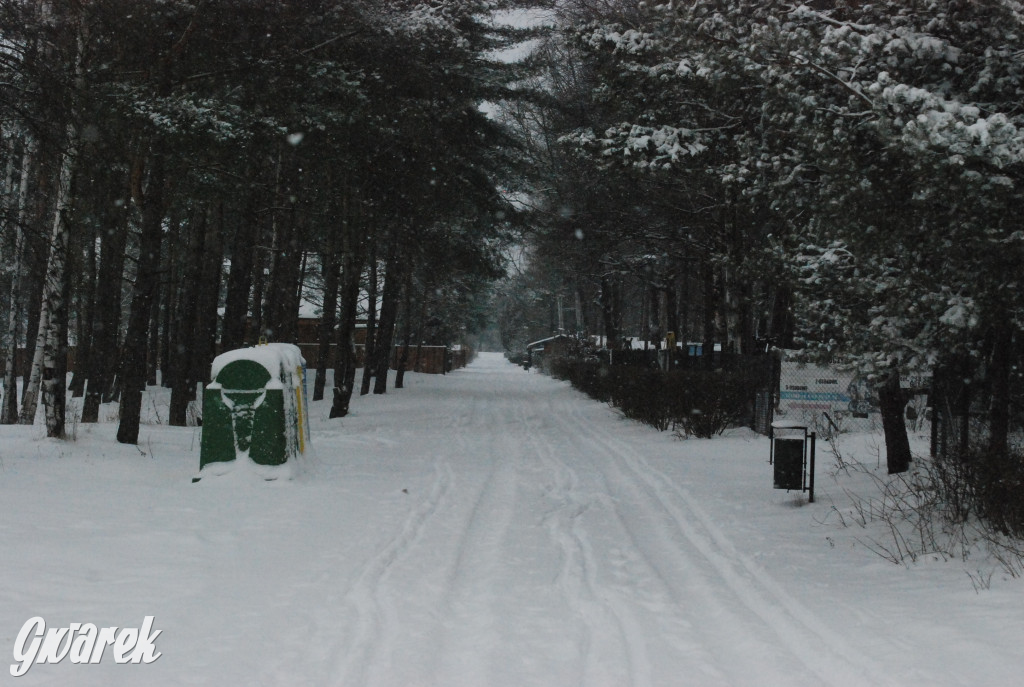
[549,358,760,438]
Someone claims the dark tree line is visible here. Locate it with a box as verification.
[0,0,539,441]
[501,0,1024,478]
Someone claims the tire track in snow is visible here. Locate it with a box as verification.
[524,395,656,687]
[328,455,454,686]
[426,390,524,686]
[541,394,735,686]
[558,396,898,687]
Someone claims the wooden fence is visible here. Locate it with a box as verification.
[296,344,470,375]
[3,344,471,380]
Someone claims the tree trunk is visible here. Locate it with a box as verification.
[22,122,79,433]
[702,259,716,360]
[769,285,795,349]
[159,234,174,387]
[22,265,43,400]
[168,211,205,426]
[360,245,379,396]
[38,4,86,438]
[290,247,309,342]
[986,320,1013,459]
[737,279,754,355]
[266,213,302,342]
[249,238,268,344]
[600,275,620,351]
[221,188,260,351]
[263,181,301,343]
[117,149,167,445]
[69,226,97,397]
[329,228,365,418]
[413,277,431,373]
[0,130,14,418]
[81,191,128,423]
[192,203,225,400]
[145,269,161,387]
[665,277,679,345]
[372,247,402,395]
[313,241,340,401]
[878,370,912,474]
[1,135,36,424]
[395,269,414,389]
[47,261,71,437]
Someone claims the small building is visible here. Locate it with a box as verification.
[526,335,576,372]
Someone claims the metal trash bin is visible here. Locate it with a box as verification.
[196,343,309,481]
[769,422,816,502]
[773,438,805,490]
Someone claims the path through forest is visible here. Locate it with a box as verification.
[1,353,1021,686]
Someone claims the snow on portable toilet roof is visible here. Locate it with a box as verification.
[210,343,305,388]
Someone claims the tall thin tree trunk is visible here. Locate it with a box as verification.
[329,219,365,418]
[69,227,96,397]
[159,233,174,386]
[262,155,304,343]
[0,129,14,369]
[665,276,678,345]
[221,188,259,350]
[192,204,224,398]
[372,245,402,395]
[600,275,620,351]
[264,212,301,342]
[702,260,717,363]
[395,268,414,389]
[1,135,36,424]
[117,149,167,445]
[146,274,161,387]
[360,245,379,396]
[250,239,268,344]
[21,122,80,434]
[413,277,431,373]
[879,369,912,474]
[290,246,308,342]
[38,6,86,438]
[49,259,71,436]
[168,211,205,426]
[986,320,1013,459]
[313,241,340,401]
[81,193,128,423]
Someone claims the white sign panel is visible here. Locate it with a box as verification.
[776,361,877,430]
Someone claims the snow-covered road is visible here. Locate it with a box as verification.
[2,353,1022,686]
[320,356,884,687]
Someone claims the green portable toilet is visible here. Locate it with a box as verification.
[195,343,310,481]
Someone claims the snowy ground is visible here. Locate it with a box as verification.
[1,352,1022,686]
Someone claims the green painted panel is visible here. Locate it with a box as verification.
[216,360,272,390]
[200,388,237,469]
[251,390,288,466]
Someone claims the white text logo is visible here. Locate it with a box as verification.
[10,616,162,677]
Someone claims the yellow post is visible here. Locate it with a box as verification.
[294,366,306,454]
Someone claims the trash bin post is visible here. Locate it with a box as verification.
[809,431,816,503]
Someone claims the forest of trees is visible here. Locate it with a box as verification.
[0,0,540,442]
[495,0,1024,482]
[2,0,1024,508]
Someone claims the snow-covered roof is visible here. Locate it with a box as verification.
[527,335,572,350]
